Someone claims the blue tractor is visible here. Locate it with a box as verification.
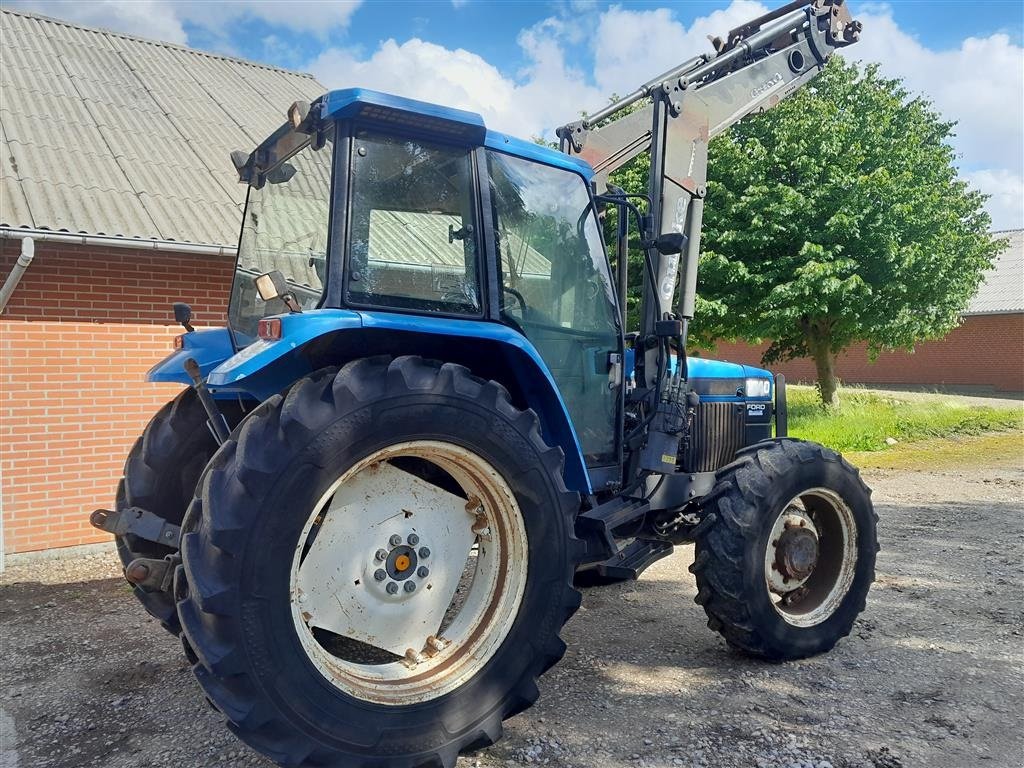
[92,2,876,765]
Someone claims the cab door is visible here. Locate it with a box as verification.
[484,150,622,478]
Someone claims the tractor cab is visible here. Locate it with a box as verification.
[227,89,624,477]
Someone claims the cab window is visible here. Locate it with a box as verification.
[346,131,481,314]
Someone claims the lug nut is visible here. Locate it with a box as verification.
[404,581,416,593]
[374,569,387,582]
[407,533,420,546]
[389,534,402,547]
[375,549,388,561]
[419,547,430,559]
[417,566,429,578]
[386,582,399,595]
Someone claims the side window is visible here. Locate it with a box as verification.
[487,150,621,467]
[346,131,481,314]
[487,152,618,335]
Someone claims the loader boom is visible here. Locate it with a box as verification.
[557,0,861,387]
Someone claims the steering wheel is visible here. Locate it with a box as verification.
[501,285,528,317]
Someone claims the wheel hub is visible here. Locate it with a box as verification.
[384,543,420,582]
[765,511,819,594]
[774,526,818,581]
[371,535,431,596]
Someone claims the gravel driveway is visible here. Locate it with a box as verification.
[2,463,1021,768]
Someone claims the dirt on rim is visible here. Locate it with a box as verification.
[1,462,1022,768]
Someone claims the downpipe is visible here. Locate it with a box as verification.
[0,237,34,314]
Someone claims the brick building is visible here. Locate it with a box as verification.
[698,229,1023,395]
[0,9,323,559]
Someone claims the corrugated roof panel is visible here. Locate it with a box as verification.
[0,173,35,229]
[139,192,240,244]
[966,230,1023,315]
[120,158,233,206]
[0,7,325,249]
[1,86,96,129]
[82,99,182,139]
[96,125,198,165]
[18,178,157,238]
[7,137,135,194]
[0,128,36,229]
[1,109,110,159]
[1,52,75,97]
[41,16,118,51]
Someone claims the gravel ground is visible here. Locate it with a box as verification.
[2,463,1022,768]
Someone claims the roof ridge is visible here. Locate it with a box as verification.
[0,6,320,82]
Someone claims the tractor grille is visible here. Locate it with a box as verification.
[680,401,746,473]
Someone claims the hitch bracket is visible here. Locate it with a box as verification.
[90,507,181,548]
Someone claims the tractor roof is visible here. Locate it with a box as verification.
[321,89,594,179]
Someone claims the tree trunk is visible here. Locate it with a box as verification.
[808,335,838,407]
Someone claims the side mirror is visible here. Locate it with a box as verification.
[254,271,290,302]
[173,302,195,333]
[654,232,688,256]
[254,271,302,314]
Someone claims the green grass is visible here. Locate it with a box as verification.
[787,385,1023,453]
[847,432,1024,470]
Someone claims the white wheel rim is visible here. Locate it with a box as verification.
[763,487,857,628]
[289,440,528,705]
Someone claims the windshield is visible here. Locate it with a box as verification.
[228,134,334,344]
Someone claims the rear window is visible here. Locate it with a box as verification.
[346,131,481,315]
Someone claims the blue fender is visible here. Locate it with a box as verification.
[147,327,235,386]
[205,309,362,390]
[198,309,592,494]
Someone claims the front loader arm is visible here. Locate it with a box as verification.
[557,0,860,385]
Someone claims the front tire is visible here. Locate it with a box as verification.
[176,356,582,767]
[691,438,878,660]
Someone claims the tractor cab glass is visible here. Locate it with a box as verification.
[487,151,621,467]
[345,130,481,314]
[227,134,334,344]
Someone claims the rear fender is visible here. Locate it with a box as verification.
[146,327,234,387]
[203,309,592,493]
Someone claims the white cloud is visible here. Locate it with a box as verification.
[7,0,361,43]
[592,1,768,97]
[308,2,777,138]
[308,32,603,138]
[451,0,468,8]
[310,40,517,123]
[847,4,1023,189]
[963,169,1024,231]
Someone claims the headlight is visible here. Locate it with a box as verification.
[745,377,771,398]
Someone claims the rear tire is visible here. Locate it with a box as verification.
[116,388,244,634]
[691,438,878,660]
[176,356,583,767]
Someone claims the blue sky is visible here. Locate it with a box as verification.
[10,0,1024,228]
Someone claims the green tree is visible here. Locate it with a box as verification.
[692,58,1003,405]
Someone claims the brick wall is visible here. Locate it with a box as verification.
[1,239,234,554]
[699,313,1024,394]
